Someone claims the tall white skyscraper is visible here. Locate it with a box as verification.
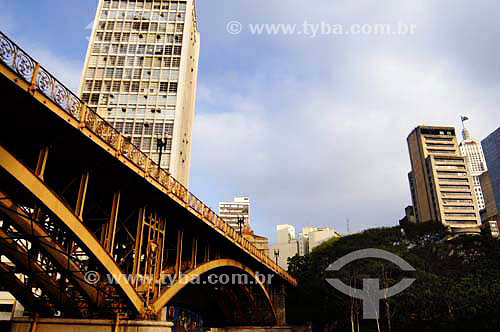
[79,0,200,187]
[459,124,487,210]
[218,197,250,230]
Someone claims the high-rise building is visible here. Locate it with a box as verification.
[406,126,481,233]
[271,225,299,269]
[79,0,200,187]
[218,197,250,230]
[298,227,339,255]
[482,127,500,219]
[459,124,487,210]
[479,171,499,223]
[270,225,339,269]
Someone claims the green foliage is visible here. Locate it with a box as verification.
[286,224,500,332]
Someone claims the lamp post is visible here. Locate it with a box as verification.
[273,249,280,265]
[237,216,244,234]
[156,136,168,167]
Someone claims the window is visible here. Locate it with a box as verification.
[133,69,142,79]
[93,80,102,91]
[134,123,143,135]
[154,123,164,135]
[131,81,140,92]
[172,58,180,67]
[173,46,182,55]
[88,55,98,66]
[112,81,121,91]
[165,123,173,135]
[90,94,100,105]
[114,68,123,79]
[169,82,178,93]
[124,123,133,134]
[82,93,90,102]
[144,124,153,135]
[99,94,109,105]
[142,137,152,150]
[160,82,168,92]
[104,81,112,92]
[114,122,124,132]
[84,80,93,91]
[124,68,133,79]
[122,81,130,92]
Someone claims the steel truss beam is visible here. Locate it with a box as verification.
[0,145,144,314]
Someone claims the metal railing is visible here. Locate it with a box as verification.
[0,31,296,285]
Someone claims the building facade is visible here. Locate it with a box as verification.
[79,0,200,187]
[271,225,299,269]
[218,197,250,230]
[482,127,500,220]
[479,172,499,222]
[459,126,487,210]
[271,225,339,269]
[242,227,270,257]
[407,126,481,233]
[298,227,339,255]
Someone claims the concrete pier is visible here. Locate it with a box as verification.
[10,317,174,332]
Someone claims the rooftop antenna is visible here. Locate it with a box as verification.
[346,218,350,234]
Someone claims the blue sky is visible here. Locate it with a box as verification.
[2,0,500,241]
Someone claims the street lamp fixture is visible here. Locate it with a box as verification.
[156,136,168,167]
[273,249,280,265]
[237,216,244,234]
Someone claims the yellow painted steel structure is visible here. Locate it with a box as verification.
[0,31,295,325]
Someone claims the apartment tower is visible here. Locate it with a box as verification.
[79,0,200,187]
[459,124,488,210]
[218,197,250,230]
[407,126,481,233]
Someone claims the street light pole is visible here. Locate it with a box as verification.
[273,248,280,265]
[156,136,167,167]
[237,216,244,234]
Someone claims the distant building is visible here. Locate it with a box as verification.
[479,171,499,223]
[406,126,481,233]
[218,197,250,230]
[271,225,339,269]
[399,206,417,226]
[298,227,340,255]
[459,125,487,210]
[271,225,299,269]
[482,127,500,222]
[242,227,269,256]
